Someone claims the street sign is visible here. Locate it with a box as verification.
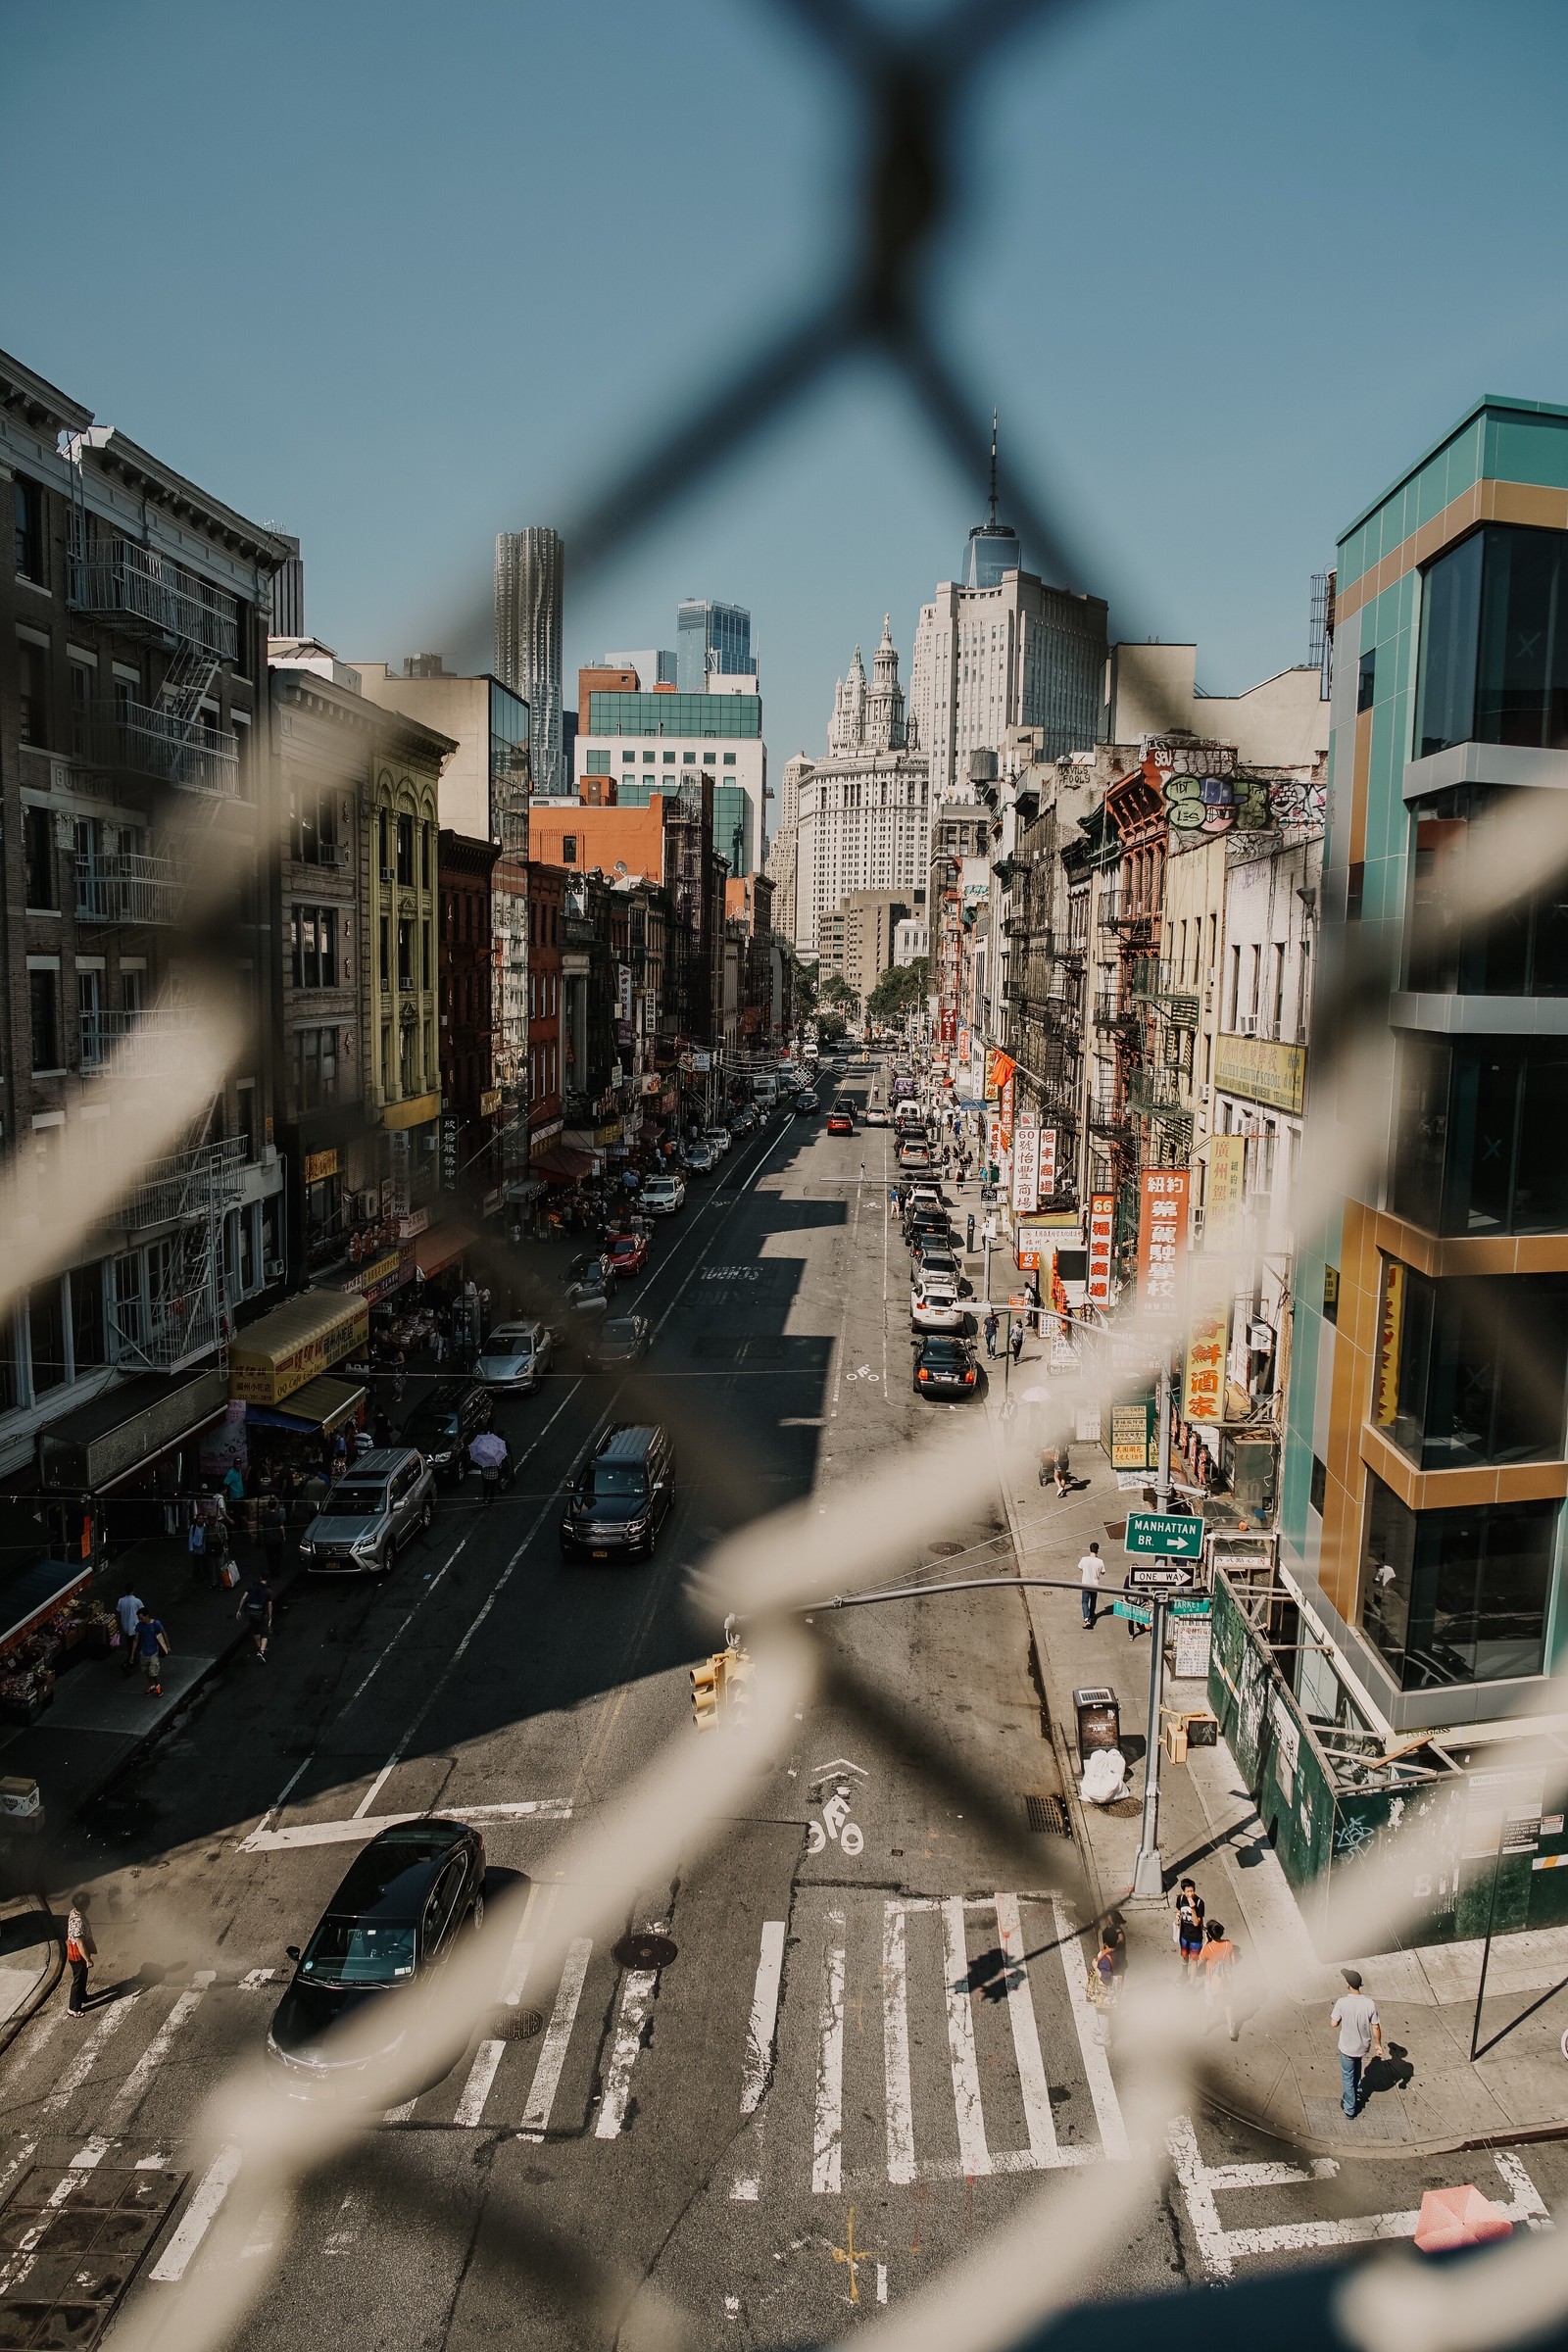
[1125,1511,1204,1560]
[1126,1564,1194,1591]
[1169,1595,1212,1617]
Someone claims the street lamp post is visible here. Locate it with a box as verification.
[1130,1346,1175,1899]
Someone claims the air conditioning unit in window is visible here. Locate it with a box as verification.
[263,1256,285,1283]
[1237,1015,1258,1036]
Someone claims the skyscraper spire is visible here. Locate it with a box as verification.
[962,405,1020,588]
[989,408,999,529]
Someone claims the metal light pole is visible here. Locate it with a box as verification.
[1131,1347,1174,1899]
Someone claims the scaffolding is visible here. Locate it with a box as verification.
[109,1137,247,1372]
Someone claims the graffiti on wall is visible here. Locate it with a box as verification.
[1160,766,1327,838]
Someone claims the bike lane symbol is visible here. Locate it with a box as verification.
[807,1759,867,1859]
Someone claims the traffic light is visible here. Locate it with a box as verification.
[726,1644,756,1728]
[691,1651,726,1730]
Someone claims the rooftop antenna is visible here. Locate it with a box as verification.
[988,408,999,529]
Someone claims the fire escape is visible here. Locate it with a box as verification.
[1125,956,1200,1167]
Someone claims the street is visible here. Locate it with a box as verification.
[1,1081,1562,2350]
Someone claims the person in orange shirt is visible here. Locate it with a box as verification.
[1200,1918,1239,2040]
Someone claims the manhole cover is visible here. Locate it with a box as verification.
[612,1933,677,1972]
[929,1542,963,1557]
[1024,1792,1072,1837]
[494,2007,545,2041]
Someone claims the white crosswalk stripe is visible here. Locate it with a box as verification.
[519,1937,592,2141]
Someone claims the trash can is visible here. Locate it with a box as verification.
[1073,1687,1120,1761]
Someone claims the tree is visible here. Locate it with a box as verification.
[867,956,929,1027]
[819,972,858,1016]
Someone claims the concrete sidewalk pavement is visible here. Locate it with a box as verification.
[986,1396,1568,2160]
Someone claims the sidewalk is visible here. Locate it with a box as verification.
[984,1378,1568,2160]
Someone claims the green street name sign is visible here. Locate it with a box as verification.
[1124,1511,1205,1561]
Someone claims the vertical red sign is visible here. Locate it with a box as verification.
[1137,1168,1190,1318]
[1087,1192,1115,1305]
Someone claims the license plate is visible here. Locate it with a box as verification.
[592,1548,609,1559]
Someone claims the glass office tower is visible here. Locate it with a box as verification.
[676,600,756,691]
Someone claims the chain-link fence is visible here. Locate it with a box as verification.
[9,2,1568,2347]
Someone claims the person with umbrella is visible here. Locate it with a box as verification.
[468,1429,509,1505]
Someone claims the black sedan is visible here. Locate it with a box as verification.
[267,1819,488,2093]
[912,1333,980,1399]
[402,1380,491,1485]
[586,1312,652,1368]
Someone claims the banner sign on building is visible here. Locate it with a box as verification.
[984,1049,1015,1100]
[1184,1300,1229,1425]
[1011,1114,1040,1214]
[479,1087,503,1118]
[1138,1169,1190,1319]
[1213,1033,1306,1116]
[999,1073,1014,1151]
[1040,1127,1056,1199]
[940,1008,957,1048]
[1110,1398,1157,1472]
[1087,1192,1115,1305]
[616,964,633,1025]
[303,1149,338,1186]
[1204,1134,1248,1251]
[1375,1259,1404,1426]
[956,1025,970,1065]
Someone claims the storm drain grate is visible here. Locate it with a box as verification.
[494,2007,545,2042]
[1023,1792,1072,1837]
[612,1933,677,1972]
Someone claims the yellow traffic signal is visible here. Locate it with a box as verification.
[691,1652,726,1730]
[726,1645,756,1728]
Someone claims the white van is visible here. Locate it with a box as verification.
[753,1071,778,1107]
[894,1099,927,1134]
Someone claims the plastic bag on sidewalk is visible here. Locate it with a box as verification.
[1079,1746,1127,1806]
[220,1561,240,1591]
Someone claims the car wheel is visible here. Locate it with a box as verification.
[421,1496,434,1533]
[382,1537,397,1574]
[472,1885,485,1933]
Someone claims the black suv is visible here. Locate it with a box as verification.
[402,1380,492,1485]
[560,1424,675,1561]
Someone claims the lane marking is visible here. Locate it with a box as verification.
[595,1958,659,2139]
[740,1921,786,2117]
[150,2141,243,2281]
[811,1915,846,2195]
[518,1937,592,2140]
[240,1799,572,1855]
[42,1991,141,2116]
[455,1893,542,2129]
[1054,1894,1129,2161]
[106,1972,214,2132]
[882,1903,916,2187]
[995,1894,1057,2168]
[941,1896,991,2179]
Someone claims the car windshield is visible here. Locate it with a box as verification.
[923,1341,968,1362]
[324,1485,386,1521]
[589,1463,648,1497]
[300,1916,416,1986]
[487,1330,533,1353]
[416,1412,460,1437]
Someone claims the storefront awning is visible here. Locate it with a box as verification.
[243,1375,366,1436]
[0,1559,91,1654]
[36,1368,230,1494]
[413,1224,472,1281]
[229,1293,368,1407]
[534,1147,596,1183]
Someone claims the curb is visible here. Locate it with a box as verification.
[984,1422,1568,2166]
[0,1903,62,2057]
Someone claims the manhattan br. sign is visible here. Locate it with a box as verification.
[1124,1511,1205,1562]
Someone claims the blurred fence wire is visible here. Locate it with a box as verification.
[16,0,1568,2347]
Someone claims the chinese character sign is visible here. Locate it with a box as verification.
[999,1073,1014,1151]
[1011,1116,1040,1214]
[1204,1134,1247,1252]
[1087,1192,1115,1305]
[1040,1128,1056,1199]
[985,1048,1015,1100]
[1183,1301,1229,1425]
[1137,1169,1190,1319]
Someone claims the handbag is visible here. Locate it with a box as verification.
[109,1629,121,1649]
[220,1561,240,1590]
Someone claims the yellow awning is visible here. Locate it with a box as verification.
[229,1292,368,1405]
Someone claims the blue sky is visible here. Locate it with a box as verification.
[5,0,1566,767]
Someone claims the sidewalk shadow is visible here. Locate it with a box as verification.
[1362,2041,1415,2099]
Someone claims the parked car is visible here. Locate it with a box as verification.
[607,1229,649,1278]
[912,1334,980,1399]
[564,1253,617,1314]
[560,1423,676,1560]
[707,1125,733,1157]
[401,1380,492,1484]
[684,1140,718,1175]
[911,1282,966,1333]
[266,1818,488,2092]
[915,1247,965,1293]
[299,1447,436,1575]
[641,1173,686,1215]
[474,1319,554,1392]
[863,1103,889,1126]
[898,1141,932,1171]
[586,1312,652,1368]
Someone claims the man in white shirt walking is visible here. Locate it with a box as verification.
[1078,1543,1106,1630]
[1331,1967,1383,2118]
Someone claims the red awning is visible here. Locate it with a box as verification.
[413,1224,472,1280]
[534,1147,596,1184]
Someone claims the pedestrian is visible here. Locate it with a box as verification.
[1009,1318,1025,1364]
[237,1573,273,1662]
[1054,1445,1072,1497]
[1078,1542,1105,1629]
[1084,1925,1120,2045]
[1331,1967,1383,2117]
[481,1445,506,1507]
[432,1323,447,1368]
[186,1512,208,1587]
[115,1583,144,1678]
[1201,1920,1240,2040]
[1173,1878,1206,1980]
[983,1309,1000,1359]
[134,1606,170,1696]
[64,1894,96,2018]
[221,1460,245,1511]
[257,1492,287,1579]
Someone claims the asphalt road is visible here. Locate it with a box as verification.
[1,1069,1564,2349]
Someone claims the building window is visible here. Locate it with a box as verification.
[378,914,391,990]
[78,971,103,1068]
[18,641,48,747]
[397,920,414,990]
[235,1082,256,1161]
[293,787,340,865]
[562,836,577,864]
[1362,1476,1553,1691]
[70,1265,104,1374]
[1407,785,1568,996]
[378,807,391,879]
[28,1277,66,1396]
[1308,1455,1327,1516]
[1356,647,1376,713]
[28,969,58,1071]
[1417,523,1568,757]
[290,906,339,988]
[14,477,43,582]
[396,813,415,886]
[421,919,432,990]
[1392,1036,1568,1236]
[421,821,431,889]
[723,753,736,766]
[294,1025,340,1109]
[1378,1260,1568,1469]
[24,806,55,909]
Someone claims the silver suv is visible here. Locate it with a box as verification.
[299,1446,435,1576]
